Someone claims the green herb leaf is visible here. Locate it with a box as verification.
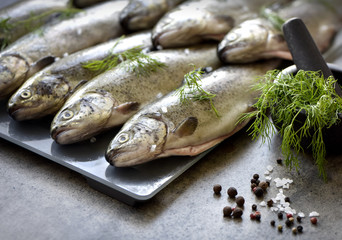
[239,70,342,180]
[174,65,219,117]
[260,7,285,31]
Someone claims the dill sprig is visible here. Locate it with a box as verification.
[260,7,285,32]
[174,66,219,117]
[0,7,82,50]
[83,38,166,77]
[238,70,342,180]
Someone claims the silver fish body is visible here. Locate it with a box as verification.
[0,0,70,45]
[151,0,283,48]
[7,31,153,121]
[218,0,342,63]
[0,0,127,99]
[119,0,186,32]
[50,44,221,145]
[105,60,281,167]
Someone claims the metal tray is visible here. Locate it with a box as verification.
[0,100,210,205]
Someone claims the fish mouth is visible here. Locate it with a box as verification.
[105,147,147,167]
[217,43,249,63]
[50,126,80,145]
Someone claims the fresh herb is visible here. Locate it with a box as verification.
[83,38,166,77]
[260,7,285,32]
[174,66,219,117]
[238,70,342,180]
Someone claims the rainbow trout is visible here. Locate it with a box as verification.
[50,44,221,144]
[217,0,342,63]
[0,0,127,99]
[7,31,153,121]
[105,60,281,167]
[119,0,186,32]
[151,0,289,48]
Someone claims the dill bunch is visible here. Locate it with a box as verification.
[174,66,219,117]
[239,69,342,180]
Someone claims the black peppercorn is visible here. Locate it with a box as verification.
[284,196,290,202]
[270,220,275,226]
[266,181,270,187]
[251,178,257,184]
[232,208,243,218]
[276,158,283,164]
[223,206,232,217]
[251,183,257,189]
[235,196,245,207]
[278,212,283,219]
[255,214,261,221]
[252,204,257,211]
[297,225,303,233]
[253,173,259,180]
[267,199,273,207]
[213,184,222,195]
[297,216,302,222]
[259,181,268,191]
[255,180,260,186]
[254,187,264,197]
[285,219,293,227]
[227,187,238,198]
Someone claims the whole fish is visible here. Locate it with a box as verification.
[7,31,153,121]
[0,0,127,99]
[105,60,281,167]
[151,0,288,48]
[50,44,221,145]
[0,0,71,46]
[119,0,186,32]
[217,0,342,63]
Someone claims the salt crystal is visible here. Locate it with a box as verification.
[298,212,305,218]
[184,48,190,54]
[63,52,69,57]
[271,207,279,212]
[156,92,163,98]
[55,57,60,61]
[267,165,273,172]
[309,211,320,217]
[265,176,272,181]
[264,170,270,175]
[161,106,167,113]
[150,145,156,152]
[259,201,266,207]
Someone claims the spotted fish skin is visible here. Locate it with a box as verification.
[50,44,221,145]
[105,60,281,167]
[0,1,128,99]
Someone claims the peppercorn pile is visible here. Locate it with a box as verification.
[213,158,320,235]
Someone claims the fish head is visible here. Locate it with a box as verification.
[50,90,115,145]
[119,0,164,31]
[0,54,29,98]
[106,113,167,167]
[152,7,234,48]
[217,18,286,63]
[7,74,70,121]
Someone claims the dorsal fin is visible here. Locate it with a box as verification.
[172,117,198,137]
[28,56,55,76]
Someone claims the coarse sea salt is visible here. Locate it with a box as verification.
[298,212,305,218]
[267,165,273,172]
[309,211,320,217]
[184,48,190,54]
[259,201,266,207]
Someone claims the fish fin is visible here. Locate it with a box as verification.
[172,117,198,137]
[28,56,55,76]
[114,102,140,114]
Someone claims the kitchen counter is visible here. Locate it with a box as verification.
[1,1,342,239]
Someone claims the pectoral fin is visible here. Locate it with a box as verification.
[28,56,55,76]
[172,117,198,137]
[115,102,140,114]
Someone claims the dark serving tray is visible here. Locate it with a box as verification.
[0,100,211,205]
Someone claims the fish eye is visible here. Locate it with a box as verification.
[61,110,74,120]
[227,32,239,42]
[117,132,130,143]
[20,89,31,99]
